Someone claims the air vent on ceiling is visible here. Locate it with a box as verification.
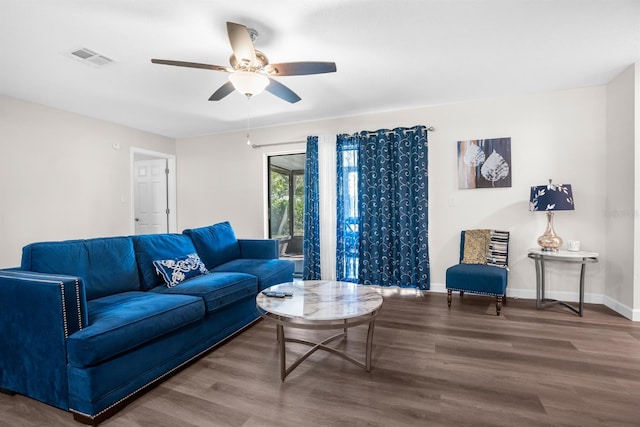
[66,47,114,67]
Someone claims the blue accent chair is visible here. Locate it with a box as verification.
[446,230,509,315]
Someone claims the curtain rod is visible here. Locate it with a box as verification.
[250,140,305,149]
[250,127,435,149]
[360,126,435,136]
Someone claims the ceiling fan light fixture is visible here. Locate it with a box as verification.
[229,71,269,98]
[152,22,335,103]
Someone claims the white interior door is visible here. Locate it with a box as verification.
[134,159,168,234]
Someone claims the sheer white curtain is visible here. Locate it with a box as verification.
[317,134,336,280]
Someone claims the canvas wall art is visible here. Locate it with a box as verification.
[457,137,511,189]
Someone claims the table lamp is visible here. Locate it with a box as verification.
[529,179,574,251]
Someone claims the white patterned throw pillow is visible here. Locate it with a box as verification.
[487,230,509,268]
[153,253,208,287]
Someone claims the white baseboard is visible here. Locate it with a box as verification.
[603,296,639,321]
[429,282,638,321]
[429,282,447,293]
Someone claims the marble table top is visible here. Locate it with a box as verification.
[527,248,599,259]
[256,280,383,322]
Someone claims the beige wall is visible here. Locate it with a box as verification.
[4,86,631,316]
[177,87,607,303]
[605,64,636,318]
[0,95,175,268]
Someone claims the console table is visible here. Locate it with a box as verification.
[527,249,598,316]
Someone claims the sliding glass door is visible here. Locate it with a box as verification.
[268,153,305,276]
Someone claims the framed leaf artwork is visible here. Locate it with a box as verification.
[457,137,511,189]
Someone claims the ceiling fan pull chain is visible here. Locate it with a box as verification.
[246,98,252,146]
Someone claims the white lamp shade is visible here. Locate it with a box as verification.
[229,71,269,97]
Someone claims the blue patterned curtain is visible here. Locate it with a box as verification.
[336,134,359,282]
[337,126,430,289]
[302,135,321,280]
[358,126,430,289]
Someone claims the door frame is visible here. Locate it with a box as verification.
[130,147,177,234]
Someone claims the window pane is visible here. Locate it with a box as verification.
[337,143,359,282]
[270,170,290,238]
[293,173,304,236]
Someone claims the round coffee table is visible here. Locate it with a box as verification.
[256,280,384,380]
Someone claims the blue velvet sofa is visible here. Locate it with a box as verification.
[0,221,294,425]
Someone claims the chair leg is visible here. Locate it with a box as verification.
[447,289,452,307]
[460,291,464,297]
[503,294,507,305]
[496,296,503,316]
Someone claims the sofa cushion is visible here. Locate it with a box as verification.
[211,258,294,291]
[132,234,200,291]
[150,272,257,314]
[183,221,241,269]
[21,237,139,301]
[153,253,209,288]
[67,292,204,367]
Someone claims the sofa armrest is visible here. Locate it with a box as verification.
[238,239,279,259]
[0,270,87,409]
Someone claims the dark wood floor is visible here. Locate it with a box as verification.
[2,290,640,427]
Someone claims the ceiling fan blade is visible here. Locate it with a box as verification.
[265,78,301,103]
[265,61,337,76]
[208,81,235,101]
[151,59,230,72]
[226,22,257,67]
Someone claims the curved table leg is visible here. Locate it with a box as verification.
[365,319,376,371]
[534,257,543,308]
[277,318,377,381]
[277,324,286,381]
[532,254,587,317]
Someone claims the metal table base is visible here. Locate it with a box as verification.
[528,249,598,317]
[271,315,377,381]
[256,281,384,381]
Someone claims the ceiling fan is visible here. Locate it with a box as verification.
[151,21,337,104]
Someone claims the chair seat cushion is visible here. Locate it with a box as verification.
[67,292,204,367]
[149,272,257,313]
[446,263,507,296]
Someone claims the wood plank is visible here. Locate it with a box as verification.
[1,292,639,426]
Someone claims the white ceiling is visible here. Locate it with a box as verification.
[1,0,639,139]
